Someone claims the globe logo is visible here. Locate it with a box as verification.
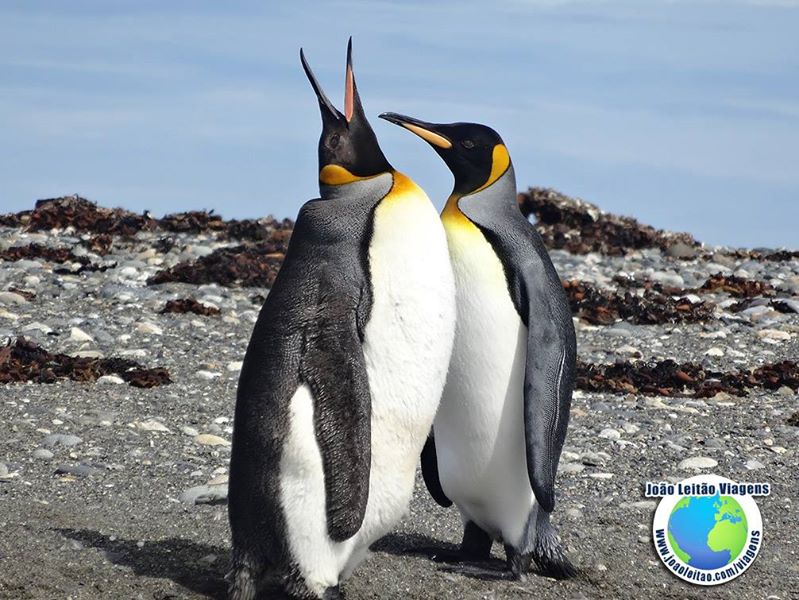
[667,495,748,569]
[649,474,766,585]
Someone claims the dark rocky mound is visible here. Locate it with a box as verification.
[0,338,171,388]
[576,359,798,398]
[0,195,294,242]
[518,187,700,256]
[147,243,285,288]
[563,280,715,326]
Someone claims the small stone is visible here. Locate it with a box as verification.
[181,426,199,436]
[197,370,221,380]
[757,329,791,342]
[744,459,765,470]
[638,535,651,544]
[69,327,94,343]
[97,375,125,385]
[581,451,608,466]
[133,419,171,433]
[32,449,54,460]
[678,456,718,470]
[0,463,9,479]
[194,434,231,446]
[55,464,98,478]
[136,322,163,336]
[20,322,53,334]
[226,361,243,372]
[0,291,28,306]
[599,428,621,441]
[776,386,795,397]
[595,563,608,572]
[179,484,228,505]
[704,347,725,357]
[769,446,787,455]
[589,472,614,479]
[43,434,82,448]
[564,508,583,519]
[622,423,640,435]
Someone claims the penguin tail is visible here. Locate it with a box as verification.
[226,564,257,600]
[531,510,578,580]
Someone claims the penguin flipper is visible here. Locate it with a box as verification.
[299,275,372,543]
[420,433,452,507]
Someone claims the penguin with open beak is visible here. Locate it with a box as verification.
[380,112,577,580]
[228,44,455,600]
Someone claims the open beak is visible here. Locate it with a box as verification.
[301,37,366,127]
[379,112,453,149]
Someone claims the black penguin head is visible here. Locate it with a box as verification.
[301,38,392,189]
[379,113,510,196]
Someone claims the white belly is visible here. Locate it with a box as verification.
[435,217,534,547]
[279,178,456,595]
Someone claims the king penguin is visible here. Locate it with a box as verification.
[228,44,455,600]
[380,112,577,579]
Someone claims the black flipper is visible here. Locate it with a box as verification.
[420,433,452,507]
[459,165,576,515]
[298,267,372,542]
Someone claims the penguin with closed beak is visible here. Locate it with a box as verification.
[228,45,455,600]
[380,112,577,580]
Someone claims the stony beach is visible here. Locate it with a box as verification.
[0,195,797,599]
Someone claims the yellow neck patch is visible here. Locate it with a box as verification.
[319,164,378,186]
[475,144,510,193]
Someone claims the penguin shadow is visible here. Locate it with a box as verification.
[56,528,228,599]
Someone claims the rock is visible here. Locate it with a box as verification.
[197,370,221,380]
[0,463,9,479]
[704,347,725,357]
[97,375,125,385]
[32,449,54,460]
[744,459,765,470]
[581,451,609,466]
[757,329,791,342]
[599,428,621,441]
[20,322,53,334]
[43,434,82,448]
[135,322,163,336]
[179,484,228,505]
[69,327,94,343]
[133,419,171,433]
[55,464,98,478]
[777,386,795,397]
[226,361,243,372]
[678,456,718,470]
[181,426,199,436]
[0,291,28,306]
[781,298,799,314]
[589,472,614,479]
[194,434,231,446]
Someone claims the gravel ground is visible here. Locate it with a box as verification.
[1,226,798,600]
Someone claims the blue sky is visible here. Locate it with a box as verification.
[1,1,797,248]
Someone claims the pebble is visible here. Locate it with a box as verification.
[136,322,163,336]
[179,484,228,505]
[194,434,231,446]
[0,291,28,305]
[133,419,171,433]
[678,456,718,470]
[581,451,609,466]
[32,449,54,460]
[20,322,53,334]
[598,428,621,441]
[43,434,83,448]
[181,426,200,437]
[97,375,125,385]
[197,370,221,380]
[55,464,98,478]
[69,327,94,343]
[704,347,725,357]
[226,361,243,372]
[744,459,765,470]
[589,472,614,479]
[0,463,9,479]
[757,329,791,342]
